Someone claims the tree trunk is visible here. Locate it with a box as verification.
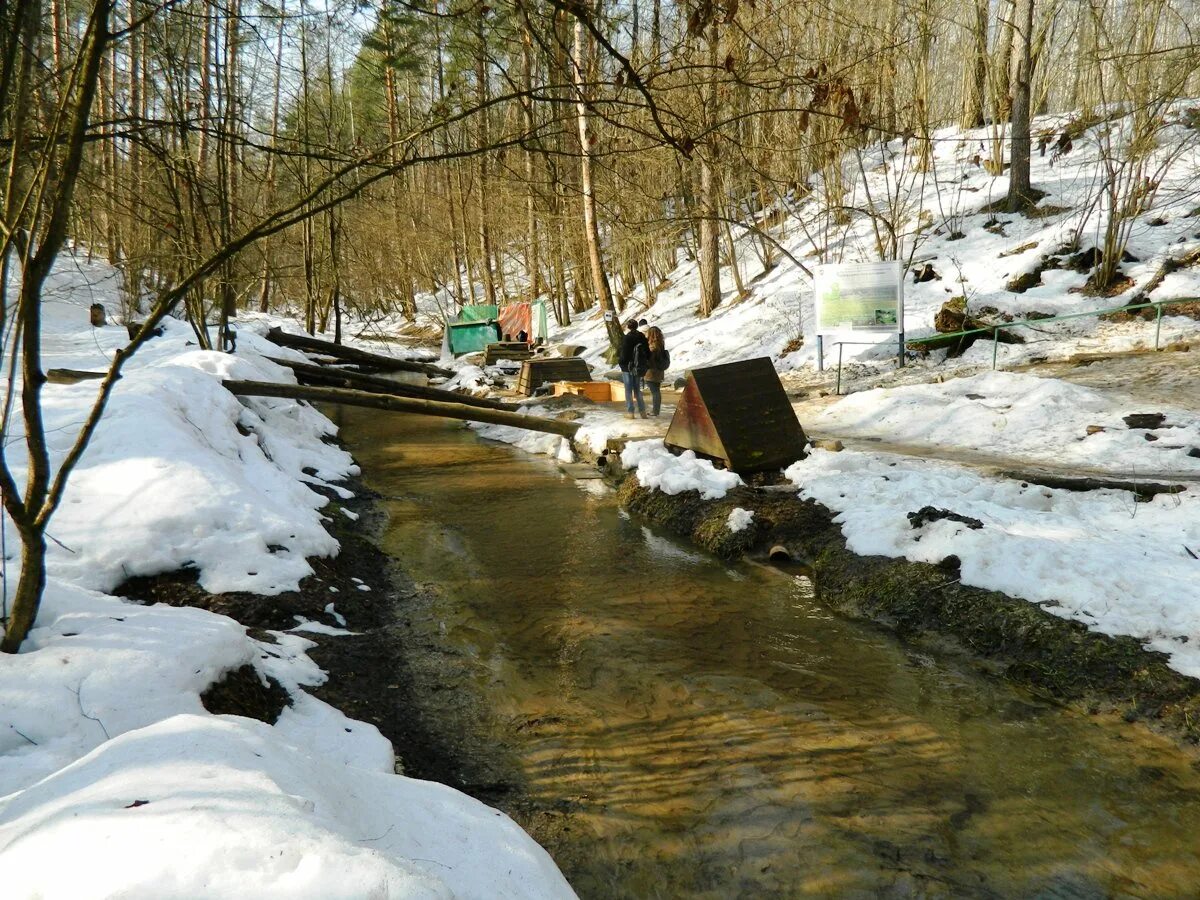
[475,12,497,307]
[521,23,542,297]
[696,30,721,317]
[572,15,621,352]
[1006,0,1035,211]
[960,0,988,130]
[0,532,46,653]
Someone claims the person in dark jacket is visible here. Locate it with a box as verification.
[642,326,670,416]
[618,318,649,418]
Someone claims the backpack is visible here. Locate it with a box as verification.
[631,341,649,376]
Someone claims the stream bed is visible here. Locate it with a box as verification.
[335,406,1200,898]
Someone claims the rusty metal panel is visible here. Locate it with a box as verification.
[664,357,807,473]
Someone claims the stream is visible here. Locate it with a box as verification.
[334,406,1200,898]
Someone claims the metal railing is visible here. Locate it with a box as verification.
[826,296,1197,394]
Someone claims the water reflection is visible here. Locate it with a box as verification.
[336,408,1200,898]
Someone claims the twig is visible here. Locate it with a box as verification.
[45,532,77,554]
[357,824,395,844]
[68,683,110,739]
[11,725,37,745]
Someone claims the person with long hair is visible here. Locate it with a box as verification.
[642,326,671,417]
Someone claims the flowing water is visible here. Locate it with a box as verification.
[335,407,1200,898]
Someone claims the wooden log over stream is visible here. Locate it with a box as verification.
[265,327,455,378]
[268,357,518,413]
[224,380,581,439]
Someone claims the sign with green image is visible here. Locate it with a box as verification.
[814,261,904,335]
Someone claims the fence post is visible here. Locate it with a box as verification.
[1155,303,1163,350]
[836,343,844,395]
[817,334,824,371]
[992,328,999,370]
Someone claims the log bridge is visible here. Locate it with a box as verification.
[256,334,579,437]
[265,326,456,379]
[224,380,580,439]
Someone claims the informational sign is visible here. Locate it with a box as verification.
[813,261,904,336]
[603,309,614,322]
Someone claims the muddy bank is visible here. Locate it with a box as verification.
[617,475,1200,745]
[116,475,516,795]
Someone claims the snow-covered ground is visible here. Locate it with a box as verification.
[0,255,574,898]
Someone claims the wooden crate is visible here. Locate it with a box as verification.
[483,342,533,366]
[516,357,592,395]
[552,380,624,402]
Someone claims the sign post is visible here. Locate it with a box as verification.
[812,261,905,390]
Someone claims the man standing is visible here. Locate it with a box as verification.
[618,318,649,419]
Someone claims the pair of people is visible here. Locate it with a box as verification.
[618,319,670,418]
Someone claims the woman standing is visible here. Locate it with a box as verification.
[642,326,671,417]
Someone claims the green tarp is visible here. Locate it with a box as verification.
[459,304,499,323]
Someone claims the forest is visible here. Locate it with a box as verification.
[2,0,1199,354]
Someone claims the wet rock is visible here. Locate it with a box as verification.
[1006,271,1042,293]
[965,393,985,400]
[1066,247,1104,272]
[1145,433,1160,442]
[907,507,984,530]
[811,439,844,452]
[912,263,940,283]
[1023,310,1054,320]
[1123,412,1166,430]
[1086,425,1106,435]
[1190,448,1200,459]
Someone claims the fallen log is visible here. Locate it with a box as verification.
[265,327,454,378]
[224,380,580,439]
[267,357,517,413]
[997,470,1187,501]
[47,368,111,384]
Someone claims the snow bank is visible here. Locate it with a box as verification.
[0,715,572,900]
[815,371,1200,474]
[0,256,574,898]
[786,449,1200,678]
[621,440,742,500]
